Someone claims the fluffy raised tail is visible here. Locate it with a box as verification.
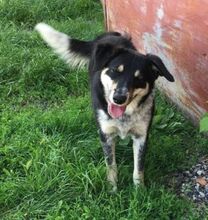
[35,23,93,68]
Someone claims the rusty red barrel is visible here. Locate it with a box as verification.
[102,0,208,125]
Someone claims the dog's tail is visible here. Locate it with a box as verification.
[35,23,93,68]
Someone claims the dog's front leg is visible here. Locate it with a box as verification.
[132,136,147,186]
[100,132,117,192]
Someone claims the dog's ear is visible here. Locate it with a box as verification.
[93,43,119,69]
[96,43,116,59]
[146,54,175,82]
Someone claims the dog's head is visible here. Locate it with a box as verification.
[93,36,174,118]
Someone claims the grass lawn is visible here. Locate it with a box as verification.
[0,0,208,219]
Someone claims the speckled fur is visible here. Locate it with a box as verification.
[97,93,154,139]
[36,23,174,191]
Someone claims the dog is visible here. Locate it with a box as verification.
[35,23,174,192]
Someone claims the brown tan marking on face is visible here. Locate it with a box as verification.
[134,70,140,77]
[117,64,124,72]
[133,83,149,98]
[126,83,150,114]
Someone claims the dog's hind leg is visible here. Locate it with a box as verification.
[100,132,117,192]
[132,136,147,186]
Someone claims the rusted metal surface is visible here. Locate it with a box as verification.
[103,0,208,125]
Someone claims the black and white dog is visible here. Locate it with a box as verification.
[35,23,174,192]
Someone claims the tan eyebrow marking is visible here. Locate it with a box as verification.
[117,64,124,72]
[134,70,140,77]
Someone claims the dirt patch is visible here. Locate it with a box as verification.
[169,157,208,205]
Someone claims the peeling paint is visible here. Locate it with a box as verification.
[142,32,172,52]
[156,4,164,20]
[153,22,163,40]
[140,1,147,15]
[174,20,182,28]
[153,3,165,46]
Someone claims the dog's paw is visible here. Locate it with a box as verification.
[108,184,118,194]
[133,179,145,187]
[133,171,144,186]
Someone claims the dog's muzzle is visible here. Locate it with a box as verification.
[113,88,128,105]
[108,88,130,119]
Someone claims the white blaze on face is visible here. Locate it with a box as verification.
[100,68,117,103]
[100,68,128,118]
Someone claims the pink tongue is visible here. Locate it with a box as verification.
[108,103,126,118]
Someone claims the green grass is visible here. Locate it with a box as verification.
[0,0,208,219]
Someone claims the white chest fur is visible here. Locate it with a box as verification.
[97,94,153,139]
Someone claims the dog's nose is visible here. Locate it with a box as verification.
[113,89,128,105]
[113,94,127,105]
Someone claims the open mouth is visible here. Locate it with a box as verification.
[107,102,127,119]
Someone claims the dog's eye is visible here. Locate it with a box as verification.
[109,68,116,73]
[137,75,143,80]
